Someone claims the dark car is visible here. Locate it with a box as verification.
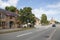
[52,24,56,27]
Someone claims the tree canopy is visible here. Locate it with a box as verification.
[5,6,17,12]
[19,7,35,24]
[41,14,48,24]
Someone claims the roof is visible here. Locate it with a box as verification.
[35,17,40,21]
[0,9,19,17]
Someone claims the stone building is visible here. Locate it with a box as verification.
[35,18,41,25]
[50,17,55,24]
[0,9,19,29]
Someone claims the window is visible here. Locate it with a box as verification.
[0,21,2,27]
[2,14,6,19]
[2,21,6,26]
[0,13,1,19]
[0,13,6,19]
[10,16,13,19]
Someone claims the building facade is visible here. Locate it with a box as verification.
[35,18,41,25]
[50,17,55,24]
[0,9,19,29]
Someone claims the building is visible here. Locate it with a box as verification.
[0,9,19,29]
[50,17,55,24]
[35,17,41,25]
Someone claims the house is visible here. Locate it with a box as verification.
[35,17,41,25]
[0,9,19,29]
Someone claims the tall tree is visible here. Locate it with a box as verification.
[19,7,35,24]
[41,14,48,24]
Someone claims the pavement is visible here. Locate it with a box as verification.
[0,28,22,34]
[0,28,22,32]
[49,24,60,40]
[0,24,60,40]
[0,24,51,34]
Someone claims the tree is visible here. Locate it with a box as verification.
[19,7,35,24]
[41,14,48,24]
[5,6,17,12]
[55,21,60,24]
[5,6,9,10]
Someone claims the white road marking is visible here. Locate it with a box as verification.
[16,26,51,38]
[16,32,32,37]
[47,29,56,40]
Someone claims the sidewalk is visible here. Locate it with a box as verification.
[0,27,34,34]
[0,28,23,34]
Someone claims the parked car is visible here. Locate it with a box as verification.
[22,24,27,28]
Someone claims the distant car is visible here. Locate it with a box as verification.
[52,24,56,27]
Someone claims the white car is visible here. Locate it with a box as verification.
[22,24,27,28]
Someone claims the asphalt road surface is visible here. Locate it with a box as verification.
[0,24,60,40]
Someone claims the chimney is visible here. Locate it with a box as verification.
[15,9,19,14]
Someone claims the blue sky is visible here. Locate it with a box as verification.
[0,0,60,22]
[17,0,60,9]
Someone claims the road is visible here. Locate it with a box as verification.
[0,24,60,40]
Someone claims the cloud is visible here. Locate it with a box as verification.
[32,8,59,18]
[47,2,60,8]
[0,0,19,9]
[32,2,60,21]
[32,8,45,18]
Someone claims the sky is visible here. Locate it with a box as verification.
[0,0,60,22]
